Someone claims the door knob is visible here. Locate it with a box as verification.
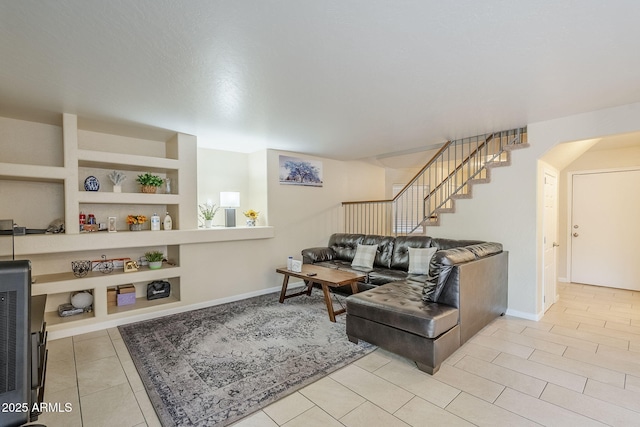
[573,232,579,237]
[553,242,560,247]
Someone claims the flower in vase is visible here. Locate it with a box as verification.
[243,209,259,221]
[126,215,147,225]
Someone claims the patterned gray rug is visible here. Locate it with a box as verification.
[119,291,375,427]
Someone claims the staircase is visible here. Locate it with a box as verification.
[342,127,528,235]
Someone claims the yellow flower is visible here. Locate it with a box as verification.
[127,215,147,224]
[243,209,259,220]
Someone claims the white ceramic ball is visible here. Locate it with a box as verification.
[71,292,93,309]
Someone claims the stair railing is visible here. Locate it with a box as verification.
[342,127,527,235]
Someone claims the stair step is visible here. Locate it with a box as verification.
[486,159,511,168]
[435,206,455,214]
[425,217,439,226]
[469,177,490,184]
[341,128,528,233]
[451,192,472,200]
[503,142,530,151]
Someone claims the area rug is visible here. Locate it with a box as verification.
[119,291,375,427]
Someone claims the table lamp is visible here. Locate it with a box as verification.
[220,192,240,227]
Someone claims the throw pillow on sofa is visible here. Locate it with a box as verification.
[351,244,377,269]
[408,247,437,275]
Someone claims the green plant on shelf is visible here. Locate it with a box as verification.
[144,250,165,262]
[136,173,164,187]
[199,203,220,220]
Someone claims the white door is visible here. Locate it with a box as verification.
[542,171,558,311]
[571,169,640,289]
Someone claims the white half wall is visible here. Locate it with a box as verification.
[188,148,386,303]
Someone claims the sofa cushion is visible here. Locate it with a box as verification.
[368,267,409,286]
[465,242,503,259]
[328,233,364,262]
[301,246,336,264]
[352,244,377,269]
[423,247,476,302]
[430,238,485,250]
[347,281,459,339]
[363,235,395,268]
[408,247,437,275]
[390,236,432,271]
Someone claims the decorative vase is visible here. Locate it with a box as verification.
[141,185,157,194]
[204,219,213,228]
[246,219,256,227]
[148,261,162,270]
[84,176,100,191]
[113,185,122,193]
[129,223,143,231]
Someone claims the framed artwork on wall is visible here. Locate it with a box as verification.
[279,155,323,187]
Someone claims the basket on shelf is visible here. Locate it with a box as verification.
[141,185,157,194]
[136,173,163,193]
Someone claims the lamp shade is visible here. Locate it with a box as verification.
[220,191,240,208]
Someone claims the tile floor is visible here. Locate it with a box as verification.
[31,282,640,426]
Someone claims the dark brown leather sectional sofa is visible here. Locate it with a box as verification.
[302,233,508,374]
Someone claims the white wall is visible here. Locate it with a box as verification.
[426,102,640,319]
[197,148,253,227]
[385,167,421,199]
[186,148,386,303]
[0,117,65,229]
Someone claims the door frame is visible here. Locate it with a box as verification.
[541,166,558,311]
[567,166,640,283]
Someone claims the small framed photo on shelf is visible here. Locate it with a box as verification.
[124,260,139,273]
[108,217,117,232]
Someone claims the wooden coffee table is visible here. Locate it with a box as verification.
[276,264,366,322]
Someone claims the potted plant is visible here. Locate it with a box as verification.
[136,173,164,193]
[144,250,164,269]
[126,215,147,231]
[108,170,127,193]
[199,203,220,228]
[243,209,260,226]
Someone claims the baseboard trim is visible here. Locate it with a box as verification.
[48,281,307,340]
[505,308,543,321]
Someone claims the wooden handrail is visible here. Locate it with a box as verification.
[341,141,453,207]
[341,127,526,235]
[425,133,496,200]
[342,199,393,205]
[391,140,452,202]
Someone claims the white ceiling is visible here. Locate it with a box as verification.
[1,1,640,161]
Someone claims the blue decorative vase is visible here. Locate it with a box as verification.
[84,176,100,191]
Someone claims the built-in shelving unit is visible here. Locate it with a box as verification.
[0,113,275,336]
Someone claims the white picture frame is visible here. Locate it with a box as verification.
[291,259,302,273]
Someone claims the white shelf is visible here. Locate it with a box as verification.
[32,265,182,295]
[78,191,180,205]
[107,295,180,316]
[0,162,68,182]
[11,227,275,256]
[45,311,95,329]
[3,113,220,336]
[78,149,180,172]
